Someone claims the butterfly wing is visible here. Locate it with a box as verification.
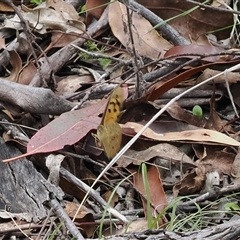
[95,87,124,159]
[97,122,122,159]
[101,87,124,125]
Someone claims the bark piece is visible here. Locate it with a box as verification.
[0,137,63,222]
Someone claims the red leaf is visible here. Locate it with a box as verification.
[128,165,168,226]
[3,99,107,162]
[3,86,128,163]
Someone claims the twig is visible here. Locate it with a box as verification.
[177,183,240,211]
[224,70,239,117]
[36,208,53,240]
[0,119,29,143]
[118,0,190,45]
[1,210,34,240]
[186,0,240,15]
[59,167,129,224]
[59,152,105,168]
[71,43,133,85]
[71,44,131,65]
[124,4,144,98]
[47,195,84,240]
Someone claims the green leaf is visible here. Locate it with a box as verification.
[225,202,240,211]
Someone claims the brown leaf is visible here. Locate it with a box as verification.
[197,150,235,176]
[165,44,224,62]
[124,219,148,233]
[204,92,230,132]
[128,165,167,226]
[117,143,194,168]
[146,59,240,101]
[85,0,109,23]
[108,2,172,59]
[18,62,37,85]
[65,202,96,238]
[138,0,233,42]
[173,169,206,197]
[0,2,14,12]
[230,82,240,107]
[102,190,119,207]
[197,68,240,84]
[5,50,22,82]
[231,147,240,180]
[56,75,94,97]
[46,0,80,20]
[123,122,240,146]
[47,30,80,50]
[166,103,205,128]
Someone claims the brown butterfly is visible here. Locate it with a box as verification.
[94,87,124,159]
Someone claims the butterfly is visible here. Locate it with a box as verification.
[94,87,124,159]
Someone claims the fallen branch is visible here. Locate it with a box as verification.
[0,78,75,115]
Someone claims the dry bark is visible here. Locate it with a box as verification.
[0,78,75,115]
[0,137,63,222]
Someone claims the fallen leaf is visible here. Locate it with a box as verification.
[46,154,65,186]
[138,0,233,42]
[124,219,148,233]
[117,143,194,168]
[173,168,206,197]
[146,59,240,101]
[5,50,22,82]
[128,165,167,226]
[166,103,205,128]
[65,202,96,238]
[109,1,172,59]
[18,62,37,85]
[197,150,235,176]
[164,44,224,62]
[231,147,240,183]
[56,75,93,97]
[3,86,128,162]
[85,0,109,23]
[123,122,240,146]
[2,99,106,162]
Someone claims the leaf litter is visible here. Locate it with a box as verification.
[1,0,240,239]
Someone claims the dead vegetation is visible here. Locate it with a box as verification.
[1,0,240,239]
